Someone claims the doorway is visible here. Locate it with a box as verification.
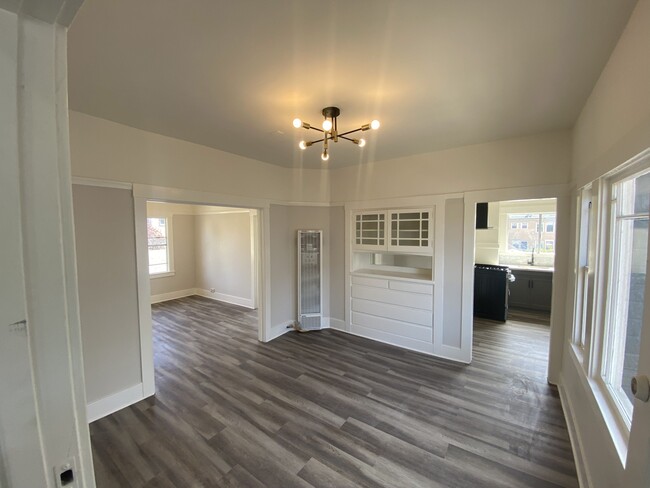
[472,198,558,376]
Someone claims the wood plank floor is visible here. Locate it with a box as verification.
[90,296,578,487]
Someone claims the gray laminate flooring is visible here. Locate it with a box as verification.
[90,296,578,487]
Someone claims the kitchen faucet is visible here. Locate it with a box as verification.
[527,247,535,266]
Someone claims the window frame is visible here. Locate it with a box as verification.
[147,215,175,278]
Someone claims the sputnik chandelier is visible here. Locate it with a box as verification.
[293,106,380,161]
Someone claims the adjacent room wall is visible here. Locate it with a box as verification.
[270,205,333,331]
[562,2,650,487]
[72,185,142,404]
[195,211,253,307]
[147,202,197,299]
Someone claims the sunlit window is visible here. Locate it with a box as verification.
[147,217,170,274]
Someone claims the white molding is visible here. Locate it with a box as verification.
[558,378,591,488]
[133,196,156,398]
[71,176,132,190]
[329,318,346,330]
[86,383,145,423]
[150,288,196,304]
[268,321,295,340]
[150,270,176,279]
[195,288,254,309]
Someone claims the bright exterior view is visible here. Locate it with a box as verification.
[499,212,556,267]
[147,217,169,274]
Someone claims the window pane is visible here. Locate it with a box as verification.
[634,172,650,214]
[603,170,649,423]
[147,217,169,274]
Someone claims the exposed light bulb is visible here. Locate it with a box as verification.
[321,149,329,161]
[322,119,333,131]
[298,141,307,150]
[293,118,302,129]
[358,138,366,147]
[370,119,380,130]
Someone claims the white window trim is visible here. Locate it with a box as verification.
[147,215,175,277]
[572,149,650,465]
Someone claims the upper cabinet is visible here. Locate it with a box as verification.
[388,209,431,252]
[353,208,432,253]
[354,212,387,251]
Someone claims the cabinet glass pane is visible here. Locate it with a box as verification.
[422,240,428,246]
[398,239,420,246]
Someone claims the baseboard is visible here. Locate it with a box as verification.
[87,383,145,423]
[268,321,294,341]
[194,288,254,309]
[150,288,196,304]
[558,378,590,488]
[328,318,346,331]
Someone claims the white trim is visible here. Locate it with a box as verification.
[462,183,571,379]
[71,176,132,190]
[194,288,254,309]
[86,383,144,423]
[329,318,346,330]
[150,271,175,279]
[558,379,591,488]
[268,321,295,340]
[133,196,156,398]
[150,288,196,304]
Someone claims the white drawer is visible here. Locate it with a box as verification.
[351,312,432,342]
[351,298,432,326]
[389,280,433,295]
[351,275,389,289]
[352,284,433,311]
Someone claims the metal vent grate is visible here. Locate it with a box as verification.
[298,230,322,331]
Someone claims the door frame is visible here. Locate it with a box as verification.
[462,183,570,382]
[132,184,271,397]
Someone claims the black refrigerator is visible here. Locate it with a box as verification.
[473,264,513,322]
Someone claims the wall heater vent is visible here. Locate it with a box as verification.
[297,230,322,331]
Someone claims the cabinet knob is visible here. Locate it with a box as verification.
[631,375,650,402]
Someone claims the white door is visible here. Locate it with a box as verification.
[623,241,650,486]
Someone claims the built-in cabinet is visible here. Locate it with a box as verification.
[354,208,431,253]
[350,207,435,351]
[508,269,553,311]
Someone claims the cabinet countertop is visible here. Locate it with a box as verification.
[352,269,434,284]
[508,266,554,273]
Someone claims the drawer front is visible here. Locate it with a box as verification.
[352,284,433,310]
[389,280,433,295]
[351,298,432,326]
[351,275,389,289]
[351,312,432,342]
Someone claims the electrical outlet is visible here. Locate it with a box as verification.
[54,457,77,487]
[210,288,216,293]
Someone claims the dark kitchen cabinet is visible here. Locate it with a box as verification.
[508,270,553,311]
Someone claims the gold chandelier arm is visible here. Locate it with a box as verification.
[337,127,364,137]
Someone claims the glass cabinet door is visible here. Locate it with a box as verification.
[389,210,431,251]
[354,212,386,249]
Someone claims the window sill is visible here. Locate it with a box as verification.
[150,271,175,279]
[569,346,629,468]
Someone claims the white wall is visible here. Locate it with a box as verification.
[70,110,330,204]
[73,185,142,403]
[195,212,253,306]
[270,205,334,330]
[330,130,572,203]
[562,1,650,486]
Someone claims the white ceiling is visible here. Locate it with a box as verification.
[67,0,637,169]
